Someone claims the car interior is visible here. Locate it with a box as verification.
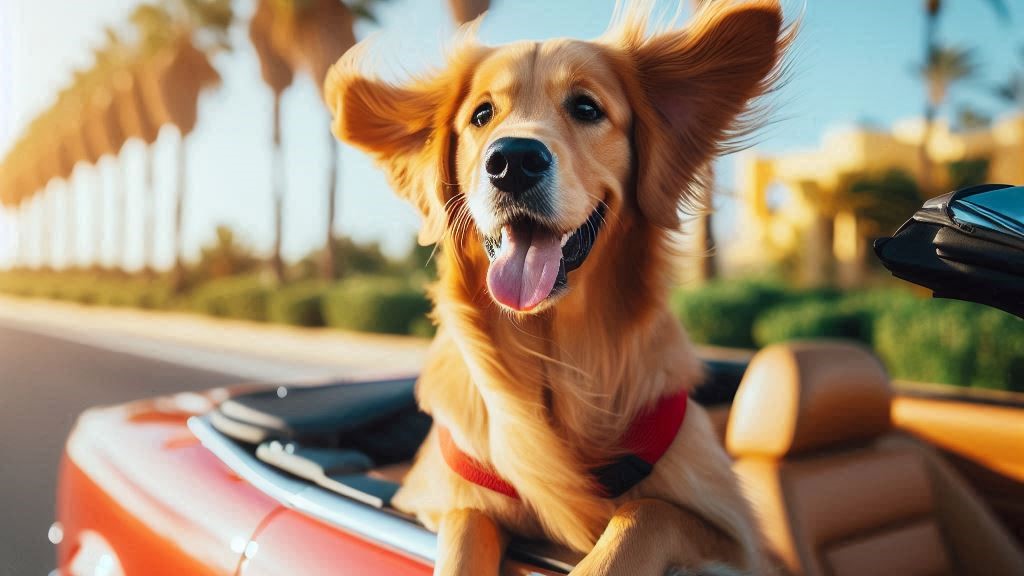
[206,341,1024,575]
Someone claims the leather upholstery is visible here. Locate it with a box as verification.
[726,342,891,458]
[727,342,1024,576]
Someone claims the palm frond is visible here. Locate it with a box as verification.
[345,0,392,24]
[983,0,1011,21]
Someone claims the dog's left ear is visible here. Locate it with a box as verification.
[612,0,788,228]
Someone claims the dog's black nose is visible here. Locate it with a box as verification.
[484,137,552,196]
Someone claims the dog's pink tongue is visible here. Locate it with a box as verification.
[487,224,562,311]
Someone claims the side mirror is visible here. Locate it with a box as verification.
[874,183,1024,319]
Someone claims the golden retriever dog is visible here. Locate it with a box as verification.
[326,1,791,573]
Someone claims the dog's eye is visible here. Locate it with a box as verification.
[471,103,494,127]
[569,95,603,123]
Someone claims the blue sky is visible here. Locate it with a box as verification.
[1,0,1022,269]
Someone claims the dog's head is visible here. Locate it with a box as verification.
[328,0,787,314]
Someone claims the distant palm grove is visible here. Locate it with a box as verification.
[0,0,488,284]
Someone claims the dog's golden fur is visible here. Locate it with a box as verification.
[327,1,792,573]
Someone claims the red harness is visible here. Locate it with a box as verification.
[437,390,689,500]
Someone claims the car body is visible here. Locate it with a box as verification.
[53,350,1024,575]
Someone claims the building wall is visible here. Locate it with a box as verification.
[728,114,1024,285]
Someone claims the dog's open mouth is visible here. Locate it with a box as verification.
[482,205,605,311]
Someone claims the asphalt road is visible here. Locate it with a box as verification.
[0,323,245,576]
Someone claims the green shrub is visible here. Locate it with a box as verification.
[672,280,809,348]
[672,280,784,348]
[267,281,329,327]
[190,276,271,322]
[322,276,432,335]
[135,282,173,309]
[53,280,99,305]
[876,299,1024,391]
[90,280,172,310]
[753,289,915,347]
[408,315,437,338]
[754,299,872,346]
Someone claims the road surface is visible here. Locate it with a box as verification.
[0,322,246,576]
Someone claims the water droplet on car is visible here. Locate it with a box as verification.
[244,540,259,559]
[230,536,247,554]
[47,522,63,545]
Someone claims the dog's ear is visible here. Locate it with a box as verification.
[610,0,789,228]
[325,45,486,245]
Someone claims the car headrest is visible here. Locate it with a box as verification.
[726,341,892,459]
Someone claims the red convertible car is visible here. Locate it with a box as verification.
[53,187,1024,575]
[52,350,1024,575]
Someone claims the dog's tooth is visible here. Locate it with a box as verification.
[560,233,570,247]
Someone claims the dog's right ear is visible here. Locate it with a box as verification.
[325,44,486,246]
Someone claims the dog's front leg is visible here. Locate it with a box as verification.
[569,499,745,576]
[433,508,508,576]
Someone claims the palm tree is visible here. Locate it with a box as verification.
[993,46,1024,111]
[826,170,922,286]
[64,72,108,268]
[917,44,977,193]
[82,41,130,270]
[104,27,163,272]
[121,14,163,275]
[448,0,489,23]
[249,0,296,283]
[690,0,717,283]
[919,0,1008,195]
[0,150,34,266]
[132,0,232,290]
[251,0,364,282]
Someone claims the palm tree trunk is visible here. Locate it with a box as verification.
[45,187,56,270]
[14,201,25,266]
[23,201,32,268]
[271,92,285,283]
[34,196,42,269]
[698,213,716,281]
[94,166,104,269]
[920,0,940,196]
[116,157,128,271]
[65,181,77,270]
[33,196,43,269]
[144,144,156,275]
[693,165,717,284]
[322,130,338,280]
[172,131,187,292]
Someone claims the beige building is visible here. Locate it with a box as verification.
[728,114,1024,286]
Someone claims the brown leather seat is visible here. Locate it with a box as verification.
[726,341,1024,576]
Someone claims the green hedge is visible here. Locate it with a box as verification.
[875,300,1024,391]
[3,270,1021,389]
[676,280,1023,391]
[671,280,790,348]
[753,289,916,347]
[189,276,272,322]
[267,281,329,327]
[672,280,841,348]
[322,276,432,335]
[754,299,873,346]
[0,271,435,336]
[0,271,173,309]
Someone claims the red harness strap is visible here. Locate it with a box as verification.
[437,426,521,499]
[436,389,689,500]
